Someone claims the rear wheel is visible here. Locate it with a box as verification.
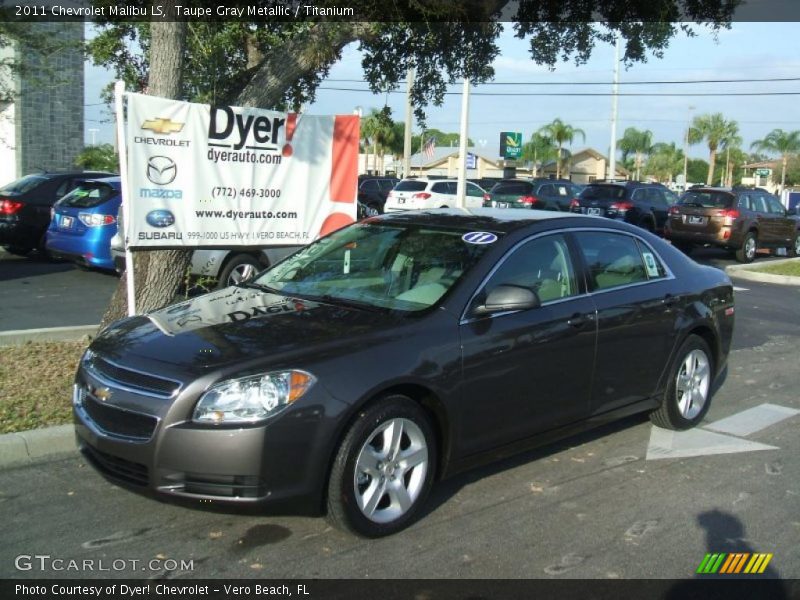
[650,335,714,430]
[735,231,757,263]
[326,395,436,537]
[790,233,800,257]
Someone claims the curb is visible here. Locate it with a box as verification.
[725,257,800,286]
[0,425,76,468]
[0,324,99,346]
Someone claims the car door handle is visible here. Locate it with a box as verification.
[662,294,678,308]
[567,313,589,328]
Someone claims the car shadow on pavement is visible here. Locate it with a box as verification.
[419,412,653,521]
[0,252,76,282]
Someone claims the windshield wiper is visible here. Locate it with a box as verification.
[313,293,388,313]
[235,281,280,294]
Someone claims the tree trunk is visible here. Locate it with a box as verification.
[556,145,562,179]
[781,155,788,197]
[707,149,717,185]
[101,8,188,328]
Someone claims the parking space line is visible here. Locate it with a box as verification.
[646,427,777,460]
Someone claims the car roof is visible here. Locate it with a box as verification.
[374,207,601,233]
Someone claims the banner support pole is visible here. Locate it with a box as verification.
[114,80,136,317]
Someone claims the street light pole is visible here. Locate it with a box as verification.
[403,68,414,179]
[682,105,695,191]
[456,78,471,209]
[608,32,621,180]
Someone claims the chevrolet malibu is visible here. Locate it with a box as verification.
[74,209,734,537]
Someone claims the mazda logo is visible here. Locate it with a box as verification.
[146,156,177,185]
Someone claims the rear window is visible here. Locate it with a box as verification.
[679,191,735,209]
[57,182,117,208]
[0,174,47,194]
[491,182,532,195]
[581,185,626,200]
[394,180,428,192]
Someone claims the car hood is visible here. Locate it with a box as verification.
[91,286,406,375]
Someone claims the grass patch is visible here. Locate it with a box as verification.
[751,260,800,277]
[0,340,87,434]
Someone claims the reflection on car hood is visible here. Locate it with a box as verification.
[92,286,403,372]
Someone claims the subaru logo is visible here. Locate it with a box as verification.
[146,155,177,185]
[146,209,175,228]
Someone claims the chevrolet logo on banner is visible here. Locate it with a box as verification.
[142,118,185,135]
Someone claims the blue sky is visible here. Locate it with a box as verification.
[84,21,800,161]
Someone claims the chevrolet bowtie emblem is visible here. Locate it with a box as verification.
[141,118,184,135]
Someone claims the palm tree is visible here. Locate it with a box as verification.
[537,118,585,179]
[360,108,396,175]
[618,128,653,181]
[522,133,558,177]
[645,142,684,183]
[750,129,800,195]
[688,113,740,186]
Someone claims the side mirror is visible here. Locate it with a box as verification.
[473,284,540,316]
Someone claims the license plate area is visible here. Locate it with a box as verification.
[60,216,74,228]
[587,207,602,216]
[495,202,508,208]
[687,216,707,225]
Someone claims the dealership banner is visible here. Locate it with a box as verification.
[124,92,358,248]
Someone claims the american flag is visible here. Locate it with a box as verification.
[423,137,436,159]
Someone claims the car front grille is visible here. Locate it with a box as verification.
[81,444,149,487]
[85,353,180,397]
[77,386,158,441]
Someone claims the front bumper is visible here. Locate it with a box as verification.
[73,357,346,514]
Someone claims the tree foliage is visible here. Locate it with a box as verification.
[688,112,740,185]
[537,118,585,179]
[75,144,119,172]
[750,129,800,194]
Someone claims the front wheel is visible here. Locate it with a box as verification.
[650,334,714,430]
[735,231,757,263]
[217,254,263,289]
[326,395,436,537]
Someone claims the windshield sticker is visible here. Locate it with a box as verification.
[642,252,660,277]
[462,231,497,245]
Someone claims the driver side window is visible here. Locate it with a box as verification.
[473,234,578,312]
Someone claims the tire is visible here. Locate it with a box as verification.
[650,334,714,430]
[216,254,263,289]
[639,219,655,233]
[439,205,449,209]
[790,233,800,258]
[326,395,437,537]
[735,231,757,263]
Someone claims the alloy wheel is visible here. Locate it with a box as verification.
[227,263,257,285]
[675,349,711,420]
[353,418,428,523]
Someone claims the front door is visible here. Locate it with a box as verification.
[458,233,596,456]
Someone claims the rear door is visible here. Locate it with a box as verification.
[752,194,777,246]
[765,195,794,248]
[573,230,678,414]
[430,181,454,207]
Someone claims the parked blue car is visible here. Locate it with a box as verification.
[46,177,121,270]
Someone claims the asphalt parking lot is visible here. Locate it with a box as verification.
[1,247,799,581]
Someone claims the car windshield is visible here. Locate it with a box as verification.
[580,185,626,200]
[57,182,117,208]
[0,174,47,194]
[679,191,735,208]
[255,222,497,312]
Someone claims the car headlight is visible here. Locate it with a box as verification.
[193,370,315,424]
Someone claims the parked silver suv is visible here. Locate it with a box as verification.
[109,217,296,288]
